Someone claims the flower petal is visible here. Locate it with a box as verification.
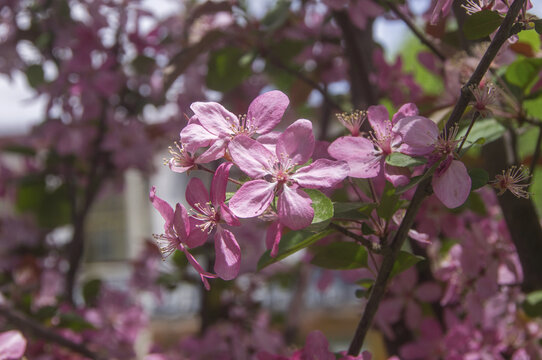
[0,330,27,360]
[229,180,276,218]
[180,123,218,153]
[211,162,233,206]
[394,116,439,156]
[328,136,381,178]
[247,90,289,134]
[220,205,240,226]
[392,103,418,123]
[384,164,410,187]
[173,203,190,239]
[229,135,274,179]
[186,218,208,248]
[367,105,390,138]
[432,160,471,208]
[278,186,314,230]
[266,221,283,257]
[190,102,238,137]
[214,227,241,280]
[181,245,217,290]
[292,159,349,188]
[186,178,210,210]
[150,186,174,229]
[276,119,315,166]
[195,138,227,164]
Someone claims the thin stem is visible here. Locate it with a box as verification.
[330,223,382,254]
[378,0,446,61]
[0,304,102,360]
[458,111,480,154]
[530,125,542,176]
[346,0,526,354]
[198,165,243,186]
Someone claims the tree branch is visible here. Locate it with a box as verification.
[0,305,101,359]
[330,223,382,254]
[378,0,446,61]
[346,1,527,354]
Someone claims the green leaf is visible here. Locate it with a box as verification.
[457,118,505,146]
[377,183,400,220]
[303,189,334,231]
[533,20,542,35]
[206,47,252,92]
[463,10,502,40]
[16,176,71,228]
[261,0,291,30]
[505,58,542,91]
[257,229,334,270]
[385,153,427,167]
[523,290,542,318]
[132,55,155,74]
[82,279,102,306]
[310,241,368,270]
[468,168,489,190]
[390,251,425,278]
[58,313,95,331]
[333,202,376,220]
[25,64,45,88]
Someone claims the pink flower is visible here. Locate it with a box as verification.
[0,330,26,360]
[181,90,290,160]
[228,119,349,231]
[328,103,419,186]
[185,162,242,280]
[149,186,216,289]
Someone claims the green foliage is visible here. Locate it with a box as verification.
[83,279,102,306]
[261,0,291,30]
[458,118,506,146]
[463,10,502,40]
[16,176,71,228]
[377,183,401,220]
[310,241,368,270]
[333,201,376,221]
[58,313,95,331]
[468,168,489,190]
[303,189,334,231]
[505,58,542,91]
[533,20,542,35]
[25,64,45,88]
[257,229,334,270]
[385,153,427,167]
[390,251,424,278]
[206,47,253,92]
[523,290,542,318]
[400,38,443,96]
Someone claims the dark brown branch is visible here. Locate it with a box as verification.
[330,223,382,254]
[346,0,527,354]
[0,305,101,359]
[379,0,446,61]
[333,11,377,110]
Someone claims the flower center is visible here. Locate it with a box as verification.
[192,202,219,233]
[167,142,194,168]
[231,114,256,137]
[369,120,394,155]
[271,154,297,184]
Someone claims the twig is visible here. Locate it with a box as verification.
[346,0,526,355]
[330,223,382,253]
[378,0,446,61]
[261,50,344,112]
[458,111,480,154]
[0,305,101,359]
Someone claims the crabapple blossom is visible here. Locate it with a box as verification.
[0,331,26,360]
[185,162,242,280]
[228,119,349,230]
[149,186,217,289]
[181,90,290,159]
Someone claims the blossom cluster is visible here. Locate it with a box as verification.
[151,90,475,288]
